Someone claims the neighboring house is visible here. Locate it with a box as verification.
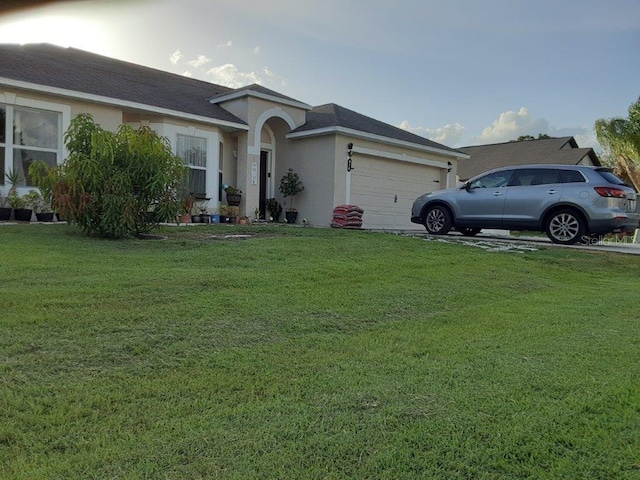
[0,43,468,230]
[457,137,601,182]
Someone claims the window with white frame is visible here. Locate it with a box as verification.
[177,134,207,197]
[1,104,61,187]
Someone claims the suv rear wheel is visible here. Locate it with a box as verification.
[423,205,452,235]
[545,209,585,245]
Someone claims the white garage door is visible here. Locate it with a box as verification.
[350,156,442,230]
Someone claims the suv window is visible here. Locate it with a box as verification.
[469,170,512,189]
[560,169,586,183]
[509,168,561,187]
[595,168,626,186]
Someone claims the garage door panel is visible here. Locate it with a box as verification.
[351,156,441,230]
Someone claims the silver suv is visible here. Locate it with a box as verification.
[411,165,639,244]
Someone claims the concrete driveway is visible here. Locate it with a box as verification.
[408,229,640,255]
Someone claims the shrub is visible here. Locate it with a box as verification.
[48,114,187,238]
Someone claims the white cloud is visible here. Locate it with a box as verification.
[218,40,233,48]
[169,49,182,65]
[398,120,466,147]
[473,108,602,150]
[206,63,262,88]
[252,45,261,55]
[182,70,193,78]
[187,55,212,67]
[477,107,549,144]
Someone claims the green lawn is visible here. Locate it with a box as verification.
[1,224,639,479]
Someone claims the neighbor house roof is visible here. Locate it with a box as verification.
[289,103,466,157]
[457,137,601,180]
[0,43,247,128]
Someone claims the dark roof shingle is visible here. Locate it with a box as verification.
[457,137,600,180]
[0,43,245,125]
[292,103,463,154]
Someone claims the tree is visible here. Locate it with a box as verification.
[515,134,551,142]
[595,97,640,191]
[279,168,305,212]
[36,114,187,238]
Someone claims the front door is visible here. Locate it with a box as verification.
[259,150,269,219]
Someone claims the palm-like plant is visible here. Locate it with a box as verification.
[595,97,640,191]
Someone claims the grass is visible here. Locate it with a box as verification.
[1,224,639,479]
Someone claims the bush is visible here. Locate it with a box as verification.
[48,114,187,238]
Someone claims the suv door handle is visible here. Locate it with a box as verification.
[546,189,559,194]
[492,191,504,196]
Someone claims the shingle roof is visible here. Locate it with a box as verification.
[457,137,601,180]
[0,43,246,126]
[291,103,464,154]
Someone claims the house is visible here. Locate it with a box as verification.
[0,43,468,230]
[457,137,600,182]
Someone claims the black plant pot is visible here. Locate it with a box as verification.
[13,208,33,222]
[285,210,298,224]
[0,207,11,221]
[36,212,55,222]
[226,193,241,206]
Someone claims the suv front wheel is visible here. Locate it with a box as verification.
[545,209,585,245]
[423,205,452,235]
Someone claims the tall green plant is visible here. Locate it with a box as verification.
[279,168,305,212]
[595,97,640,191]
[51,114,187,238]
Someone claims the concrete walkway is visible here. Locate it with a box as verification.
[471,229,640,255]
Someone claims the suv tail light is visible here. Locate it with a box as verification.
[594,186,627,198]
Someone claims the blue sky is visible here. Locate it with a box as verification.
[1,0,638,151]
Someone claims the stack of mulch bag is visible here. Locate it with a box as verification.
[331,204,364,229]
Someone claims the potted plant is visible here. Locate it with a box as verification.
[25,190,54,222]
[5,169,32,222]
[0,191,10,221]
[8,190,31,221]
[265,198,282,222]
[178,192,194,224]
[279,168,305,224]
[219,204,229,223]
[27,161,57,221]
[222,184,242,206]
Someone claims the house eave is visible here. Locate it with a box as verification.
[0,77,250,131]
[287,126,469,160]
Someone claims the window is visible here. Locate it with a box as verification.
[177,134,207,197]
[510,168,561,187]
[1,105,62,187]
[469,170,512,189]
[561,169,586,184]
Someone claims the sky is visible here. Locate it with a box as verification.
[0,0,638,152]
